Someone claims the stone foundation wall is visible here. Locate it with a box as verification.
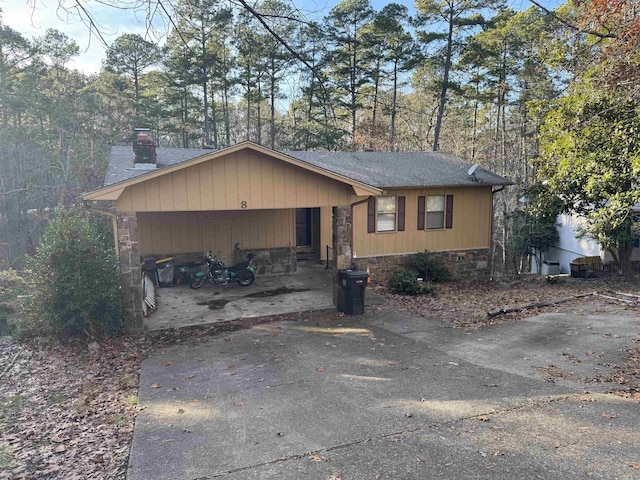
[239,247,296,275]
[351,249,491,283]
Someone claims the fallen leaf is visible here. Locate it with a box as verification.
[177,408,185,414]
[602,412,619,419]
[150,383,162,389]
[309,454,329,462]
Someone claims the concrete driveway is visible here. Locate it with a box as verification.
[129,298,640,479]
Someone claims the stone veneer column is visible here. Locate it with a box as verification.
[332,205,352,306]
[117,212,144,330]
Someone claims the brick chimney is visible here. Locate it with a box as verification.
[133,128,157,168]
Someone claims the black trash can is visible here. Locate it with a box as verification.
[338,269,369,315]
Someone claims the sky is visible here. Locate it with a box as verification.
[1,0,562,75]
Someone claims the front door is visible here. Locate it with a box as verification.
[296,208,312,248]
[203,220,232,264]
[296,208,320,259]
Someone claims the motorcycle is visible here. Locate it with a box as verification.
[189,251,255,289]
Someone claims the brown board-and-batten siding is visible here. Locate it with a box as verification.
[353,186,494,257]
[137,210,295,260]
[115,150,359,213]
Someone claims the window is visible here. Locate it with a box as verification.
[367,196,405,233]
[426,195,445,230]
[377,196,397,232]
[418,194,454,230]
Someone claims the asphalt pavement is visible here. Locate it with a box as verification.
[128,297,640,480]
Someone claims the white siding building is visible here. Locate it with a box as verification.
[534,207,640,274]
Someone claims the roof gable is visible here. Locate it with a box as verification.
[84,142,382,201]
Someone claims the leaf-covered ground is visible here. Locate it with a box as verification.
[0,336,146,480]
[373,275,640,329]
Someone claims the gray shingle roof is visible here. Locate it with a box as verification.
[104,146,211,186]
[282,150,511,188]
[102,144,512,189]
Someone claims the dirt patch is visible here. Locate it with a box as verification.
[244,287,309,298]
[196,299,230,310]
[147,308,340,348]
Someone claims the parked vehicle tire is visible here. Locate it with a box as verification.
[236,270,255,286]
[189,274,207,289]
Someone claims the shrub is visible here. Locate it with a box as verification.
[388,268,421,295]
[0,269,27,335]
[29,205,124,339]
[415,250,452,283]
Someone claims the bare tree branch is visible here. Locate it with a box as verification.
[234,0,330,101]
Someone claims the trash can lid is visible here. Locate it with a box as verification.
[340,269,369,278]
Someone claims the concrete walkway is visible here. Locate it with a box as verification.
[129,298,640,479]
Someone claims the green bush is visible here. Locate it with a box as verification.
[0,269,27,335]
[414,250,452,283]
[29,205,124,339]
[388,268,421,295]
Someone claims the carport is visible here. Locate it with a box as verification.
[83,140,381,329]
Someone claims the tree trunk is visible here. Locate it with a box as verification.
[202,31,210,146]
[390,60,398,152]
[432,8,454,152]
[617,239,634,279]
[270,56,276,149]
[223,48,231,147]
[351,38,358,142]
[245,63,251,142]
[256,77,262,145]
[211,90,218,149]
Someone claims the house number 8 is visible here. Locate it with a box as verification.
[241,201,247,209]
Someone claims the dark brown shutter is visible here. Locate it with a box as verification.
[367,197,376,233]
[417,196,425,230]
[445,194,454,229]
[397,196,405,231]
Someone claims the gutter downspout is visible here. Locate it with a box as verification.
[84,203,119,260]
[350,196,374,266]
[490,186,506,279]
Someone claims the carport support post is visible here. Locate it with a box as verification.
[332,205,352,306]
[117,212,144,330]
